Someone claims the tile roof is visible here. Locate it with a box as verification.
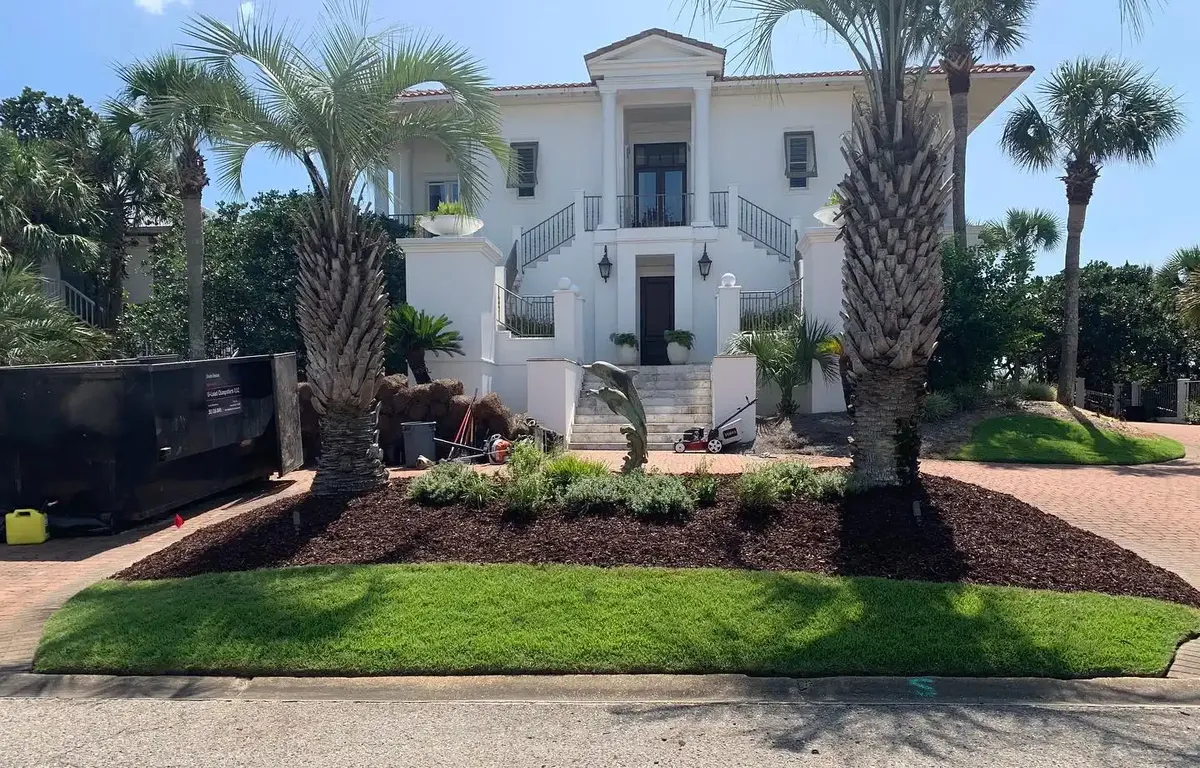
[583,28,727,61]
[398,63,1033,98]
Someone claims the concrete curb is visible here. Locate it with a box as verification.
[2,673,1198,706]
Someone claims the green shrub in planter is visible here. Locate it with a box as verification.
[623,472,695,518]
[663,329,695,349]
[562,475,628,515]
[433,200,467,216]
[407,462,496,508]
[736,469,783,512]
[609,332,638,349]
[544,453,610,492]
[921,392,957,423]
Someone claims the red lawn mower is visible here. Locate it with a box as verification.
[673,398,758,454]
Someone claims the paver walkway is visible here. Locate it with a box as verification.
[2,424,1197,676]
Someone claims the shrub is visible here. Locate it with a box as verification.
[407,462,496,508]
[504,472,551,516]
[922,392,957,423]
[688,460,718,507]
[610,332,638,349]
[506,441,545,480]
[543,453,610,491]
[664,329,695,349]
[1186,401,1200,425]
[562,474,628,515]
[949,384,988,413]
[808,469,852,501]
[1019,381,1057,402]
[736,468,783,512]
[623,472,695,518]
[763,462,818,499]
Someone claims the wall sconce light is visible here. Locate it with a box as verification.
[598,246,612,283]
[697,244,713,281]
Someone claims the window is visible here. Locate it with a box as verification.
[507,141,539,198]
[427,180,460,211]
[784,131,817,190]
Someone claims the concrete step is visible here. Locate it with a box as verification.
[569,441,682,451]
[573,412,711,425]
[575,403,711,417]
[578,393,712,407]
[584,369,710,383]
[571,424,705,437]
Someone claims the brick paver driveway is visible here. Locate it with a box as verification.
[2,425,1197,674]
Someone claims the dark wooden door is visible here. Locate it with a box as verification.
[640,276,674,366]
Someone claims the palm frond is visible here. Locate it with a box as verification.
[1000,96,1057,171]
[0,260,109,365]
[1179,267,1200,329]
[1158,245,1200,288]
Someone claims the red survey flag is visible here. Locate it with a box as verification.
[174,514,185,528]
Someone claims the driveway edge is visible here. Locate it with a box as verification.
[2,672,1198,706]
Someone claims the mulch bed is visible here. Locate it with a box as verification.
[116,475,1200,608]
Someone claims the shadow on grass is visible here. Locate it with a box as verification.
[958,414,1184,465]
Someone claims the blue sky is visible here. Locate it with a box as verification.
[4,0,1197,274]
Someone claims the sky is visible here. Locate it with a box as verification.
[3,0,1198,275]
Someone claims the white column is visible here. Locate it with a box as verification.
[552,280,584,362]
[392,146,413,215]
[715,273,741,355]
[615,245,637,349]
[1075,377,1087,409]
[1177,378,1189,420]
[692,83,712,226]
[372,174,389,216]
[674,244,695,341]
[600,89,618,229]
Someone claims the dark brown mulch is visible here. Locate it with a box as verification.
[116,475,1200,608]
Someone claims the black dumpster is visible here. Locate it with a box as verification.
[0,353,303,534]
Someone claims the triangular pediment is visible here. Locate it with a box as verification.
[585,29,725,81]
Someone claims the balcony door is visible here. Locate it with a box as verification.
[633,143,687,227]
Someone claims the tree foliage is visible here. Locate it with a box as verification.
[0,258,109,366]
[386,303,464,385]
[726,313,840,416]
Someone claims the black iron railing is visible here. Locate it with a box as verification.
[617,193,693,228]
[387,213,434,238]
[505,241,518,291]
[738,196,791,259]
[1146,380,1180,420]
[497,286,554,338]
[740,279,802,333]
[583,195,603,231]
[710,191,729,228]
[520,203,575,269]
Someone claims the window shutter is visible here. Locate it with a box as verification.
[784,132,818,179]
[508,142,538,189]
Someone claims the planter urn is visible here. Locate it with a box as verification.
[667,342,691,365]
[418,214,484,237]
[614,345,638,366]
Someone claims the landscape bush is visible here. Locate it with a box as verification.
[406,462,496,508]
[504,472,551,516]
[561,475,628,515]
[948,384,988,413]
[688,461,719,507]
[922,391,958,422]
[623,472,695,519]
[808,469,852,501]
[736,468,783,512]
[544,453,610,491]
[505,441,545,480]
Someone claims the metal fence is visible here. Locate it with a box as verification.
[1084,389,1119,418]
[710,191,729,228]
[740,279,802,333]
[497,287,554,338]
[583,196,602,231]
[617,193,693,228]
[1145,380,1180,421]
[1186,380,1200,423]
[387,213,434,238]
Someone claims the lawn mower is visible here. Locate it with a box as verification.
[673,398,758,454]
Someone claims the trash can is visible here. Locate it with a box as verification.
[401,421,437,468]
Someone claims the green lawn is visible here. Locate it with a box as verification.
[35,563,1200,678]
[954,414,1186,465]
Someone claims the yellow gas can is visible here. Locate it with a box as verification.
[5,509,49,545]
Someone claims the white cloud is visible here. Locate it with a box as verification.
[134,0,191,14]
[238,1,254,23]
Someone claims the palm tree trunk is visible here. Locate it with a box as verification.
[295,194,389,496]
[949,80,971,248]
[1057,200,1090,406]
[102,241,125,330]
[182,191,205,359]
[405,350,432,385]
[840,94,950,490]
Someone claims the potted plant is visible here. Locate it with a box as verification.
[418,200,484,237]
[814,190,842,228]
[664,329,694,365]
[609,332,638,365]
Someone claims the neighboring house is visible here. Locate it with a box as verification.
[389,29,1032,445]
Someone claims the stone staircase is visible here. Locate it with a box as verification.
[569,364,712,451]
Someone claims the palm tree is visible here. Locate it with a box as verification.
[185,0,506,494]
[1157,246,1200,329]
[1120,0,1164,37]
[0,257,109,365]
[933,0,1033,247]
[726,314,840,416]
[0,130,97,268]
[386,304,464,385]
[979,208,1061,277]
[111,53,225,360]
[1179,270,1200,329]
[1001,58,1183,405]
[692,0,952,489]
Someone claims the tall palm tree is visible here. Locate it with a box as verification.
[110,53,225,360]
[726,314,840,416]
[979,208,1061,277]
[185,0,506,495]
[692,0,951,489]
[386,304,464,385]
[1001,58,1183,405]
[933,0,1032,247]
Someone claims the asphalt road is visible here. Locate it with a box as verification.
[2,698,1198,767]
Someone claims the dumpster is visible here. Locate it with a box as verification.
[401,421,437,468]
[0,353,303,535]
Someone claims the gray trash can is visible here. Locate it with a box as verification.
[401,421,437,468]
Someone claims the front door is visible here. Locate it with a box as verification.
[640,276,675,366]
[633,143,688,227]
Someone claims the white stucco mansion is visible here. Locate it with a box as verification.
[391,29,1031,446]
